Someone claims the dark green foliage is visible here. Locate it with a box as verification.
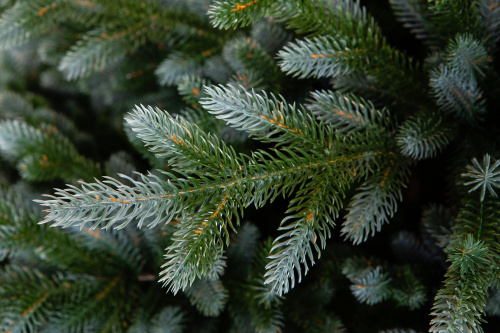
[1,0,500,332]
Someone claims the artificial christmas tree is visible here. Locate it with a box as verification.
[0,0,500,332]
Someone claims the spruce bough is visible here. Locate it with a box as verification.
[0,0,499,331]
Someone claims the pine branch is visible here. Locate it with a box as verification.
[184,277,228,316]
[341,159,411,245]
[208,0,274,29]
[277,36,367,79]
[0,0,97,49]
[0,119,100,182]
[445,34,490,80]
[155,53,204,86]
[397,113,455,160]
[462,154,500,202]
[270,0,370,37]
[342,260,392,305]
[129,306,186,333]
[308,89,392,134]
[222,37,282,91]
[430,65,486,121]
[201,84,333,149]
[389,0,437,45]
[430,235,491,333]
[477,0,500,49]
[125,104,242,173]
[430,155,500,332]
[264,175,344,295]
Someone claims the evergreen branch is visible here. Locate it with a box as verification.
[341,159,410,245]
[177,76,211,108]
[0,119,100,182]
[445,34,490,79]
[264,176,344,295]
[347,266,392,305]
[308,89,391,134]
[477,0,500,48]
[128,306,186,333]
[429,65,486,121]
[155,53,204,86]
[428,0,483,45]
[270,0,370,37]
[184,277,228,316]
[58,27,139,80]
[0,265,96,333]
[158,148,380,294]
[277,36,367,79]
[397,113,455,160]
[389,0,437,44]
[430,235,491,333]
[430,185,500,332]
[158,200,238,294]
[251,18,293,55]
[208,0,274,29]
[0,0,97,49]
[125,104,242,173]
[462,154,500,202]
[37,172,195,230]
[222,37,282,91]
[38,148,377,232]
[201,84,332,149]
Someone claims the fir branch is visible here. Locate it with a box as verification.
[477,0,500,48]
[0,0,97,49]
[201,84,333,149]
[58,27,132,81]
[155,53,204,86]
[389,0,437,44]
[462,154,500,202]
[429,64,486,121]
[308,89,391,134]
[430,176,500,332]
[40,99,395,295]
[397,113,455,160]
[344,265,392,305]
[0,119,100,182]
[125,104,242,173]
[341,159,411,245]
[430,235,491,333]
[208,0,274,29]
[269,0,370,37]
[264,175,344,295]
[184,277,228,316]
[428,0,484,45]
[445,34,490,79]
[277,36,367,79]
[222,37,282,91]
